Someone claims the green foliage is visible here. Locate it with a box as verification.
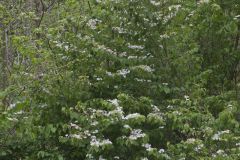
[0,0,240,159]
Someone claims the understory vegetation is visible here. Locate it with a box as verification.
[0,0,240,159]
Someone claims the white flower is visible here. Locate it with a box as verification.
[134,65,155,72]
[199,0,209,4]
[160,34,170,39]
[64,45,69,51]
[212,130,230,140]
[87,19,101,30]
[69,134,82,139]
[184,95,190,101]
[186,138,196,144]
[70,123,80,129]
[91,121,99,126]
[86,154,94,159]
[112,27,126,34]
[150,0,160,6]
[117,69,130,78]
[90,137,112,148]
[194,144,204,152]
[142,143,151,149]
[96,77,103,81]
[14,111,24,115]
[212,133,220,140]
[159,149,165,153]
[168,5,181,11]
[123,124,131,129]
[99,155,106,160]
[108,99,119,106]
[7,117,18,121]
[128,56,138,59]
[129,129,146,140]
[216,150,225,155]
[167,105,174,109]
[106,71,113,77]
[128,44,144,50]
[124,113,142,120]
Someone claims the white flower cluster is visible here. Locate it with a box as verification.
[70,123,81,130]
[186,138,196,144]
[149,0,160,6]
[53,41,73,51]
[168,5,181,11]
[159,149,165,153]
[87,19,101,30]
[160,34,170,39]
[143,143,154,152]
[129,129,146,140]
[112,27,127,34]
[134,65,155,72]
[128,44,144,50]
[90,136,112,147]
[106,71,114,77]
[199,0,209,4]
[163,5,182,24]
[151,105,160,112]
[124,113,142,120]
[134,78,152,83]
[97,44,117,55]
[212,130,230,140]
[108,99,119,107]
[68,134,82,139]
[184,95,190,101]
[194,144,204,152]
[117,68,130,78]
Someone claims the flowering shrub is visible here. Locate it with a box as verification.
[0,0,240,159]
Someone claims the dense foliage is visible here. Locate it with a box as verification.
[0,0,240,159]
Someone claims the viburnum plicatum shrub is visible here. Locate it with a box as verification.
[58,94,239,159]
[1,0,240,159]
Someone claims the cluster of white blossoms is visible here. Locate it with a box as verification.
[129,129,146,140]
[186,138,196,144]
[106,71,114,77]
[69,122,81,130]
[134,78,152,83]
[184,95,190,101]
[212,130,230,140]
[87,18,101,30]
[199,0,209,4]
[112,27,127,34]
[133,65,155,73]
[149,0,160,6]
[142,143,154,152]
[53,41,70,51]
[128,44,144,50]
[234,15,240,20]
[7,117,18,122]
[108,99,119,106]
[117,68,130,78]
[97,44,117,55]
[90,136,112,147]
[160,34,170,39]
[163,5,182,24]
[212,149,227,158]
[194,144,204,152]
[124,113,142,120]
[168,5,181,11]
